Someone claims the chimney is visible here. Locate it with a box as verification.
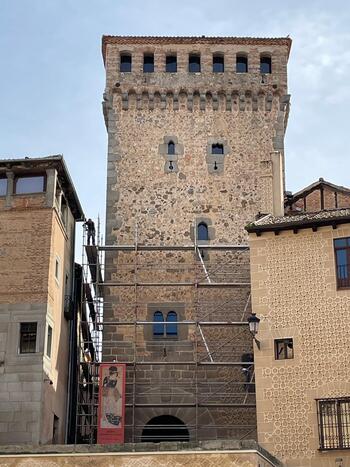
[271,151,284,217]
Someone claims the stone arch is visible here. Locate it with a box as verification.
[141,414,189,443]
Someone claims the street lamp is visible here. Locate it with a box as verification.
[248,312,261,350]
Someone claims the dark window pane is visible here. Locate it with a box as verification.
[274,338,293,360]
[167,141,175,155]
[166,55,177,72]
[144,54,154,73]
[46,325,52,358]
[20,322,37,353]
[260,56,272,74]
[198,222,209,241]
[120,54,132,72]
[166,311,178,336]
[212,144,224,155]
[15,176,45,194]
[236,55,248,73]
[335,238,348,247]
[189,55,200,72]
[153,311,164,336]
[0,178,7,196]
[213,55,224,72]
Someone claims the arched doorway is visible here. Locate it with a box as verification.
[141,415,189,443]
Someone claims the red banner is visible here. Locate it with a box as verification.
[97,363,126,444]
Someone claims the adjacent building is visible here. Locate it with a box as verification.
[247,208,350,466]
[0,156,84,444]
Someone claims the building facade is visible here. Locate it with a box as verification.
[247,209,350,466]
[100,35,291,442]
[0,156,83,444]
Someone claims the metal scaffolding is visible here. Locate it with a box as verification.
[75,227,256,444]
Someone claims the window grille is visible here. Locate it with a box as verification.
[317,398,350,450]
[20,322,37,354]
[334,237,350,288]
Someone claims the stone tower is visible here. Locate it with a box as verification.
[102,35,291,442]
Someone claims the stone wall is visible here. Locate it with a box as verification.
[249,223,350,466]
[102,37,290,441]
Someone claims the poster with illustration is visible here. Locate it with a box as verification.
[97,363,126,444]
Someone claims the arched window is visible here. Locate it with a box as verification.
[153,311,164,336]
[197,222,209,241]
[212,143,224,155]
[120,53,132,72]
[260,55,272,74]
[166,311,178,336]
[236,54,248,73]
[167,141,175,155]
[213,54,224,72]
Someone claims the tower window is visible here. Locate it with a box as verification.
[153,311,164,336]
[167,141,175,155]
[166,311,178,336]
[46,325,52,358]
[213,54,224,72]
[260,55,272,74]
[189,54,201,73]
[20,322,37,354]
[197,222,209,241]
[274,338,294,360]
[0,177,7,196]
[211,144,224,155]
[236,55,248,73]
[120,53,132,72]
[143,54,154,73]
[166,55,177,72]
[15,175,45,194]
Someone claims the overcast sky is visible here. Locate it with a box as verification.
[1,0,350,242]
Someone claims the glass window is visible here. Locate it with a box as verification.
[0,178,7,196]
[153,311,164,336]
[166,55,177,72]
[334,237,350,288]
[166,311,178,336]
[143,54,154,73]
[167,141,175,155]
[274,338,294,360]
[20,322,37,354]
[212,144,224,155]
[198,222,209,241]
[189,54,201,73]
[55,259,60,281]
[318,398,350,449]
[213,54,224,72]
[46,325,52,358]
[15,175,45,194]
[236,55,248,73]
[120,53,132,72]
[260,55,272,74]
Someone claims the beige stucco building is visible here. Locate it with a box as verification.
[0,156,83,444]
[247,209,350,466]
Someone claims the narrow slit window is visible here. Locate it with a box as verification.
[212,144,224,155]
[167,141,175,155]
[46,325,52,358]
[260,55,272,74]
[20,322,37,354]
[153,311,164,336]
[213,54,224,72]
[189,54,201,73]
[236,55,248,73]
[143,54,154,73]
[166,311,178,336]
[166,55,177,72]
[120,53,132,72]
[197,222,209,241]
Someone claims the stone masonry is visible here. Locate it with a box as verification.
[102,36,291,442]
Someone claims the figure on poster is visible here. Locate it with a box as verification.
[101,366,123,427]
